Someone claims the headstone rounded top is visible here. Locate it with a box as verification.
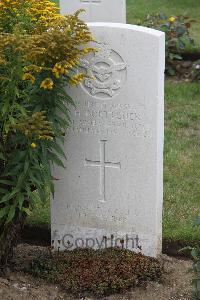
[87,23,165,37]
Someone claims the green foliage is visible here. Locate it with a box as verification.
[0,0,94,239]
[142,13,195,75]
[30,247,162,296]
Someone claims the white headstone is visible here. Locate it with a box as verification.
[60,0,126,23]
[51,23,165,258]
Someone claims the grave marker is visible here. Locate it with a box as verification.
[60,0,126,23]
[51,23,165,257]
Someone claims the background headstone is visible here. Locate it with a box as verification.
[51,23,165,257]
[60,0,126,23]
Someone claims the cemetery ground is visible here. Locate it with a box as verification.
[0,244,194,300]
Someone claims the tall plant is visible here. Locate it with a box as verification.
[0,0,94,265]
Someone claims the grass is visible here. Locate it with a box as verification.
[127,0,200,51]
[163,81,200,244]
[27,81,200,246]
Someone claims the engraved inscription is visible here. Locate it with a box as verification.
[71,102,152,138]
[80,43,127,99]
[85,140,121,203]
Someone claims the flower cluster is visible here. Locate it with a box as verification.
[0,0,61,33]
[13,111,54,141]
[22,72,36,84]
[69,73,87,85]
[0,3,95,91]
[40,78,54,90]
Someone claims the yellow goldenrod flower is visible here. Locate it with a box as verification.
[83,47,97,54]
[40,78,54,90]
[69,73,86,85]
[53,71,60,78]
[52,62,66,78]
[54,63,62,70]
[22,73,36,84]
[169,16,176,23]
[13,112,54,141]
[31,143,37,149]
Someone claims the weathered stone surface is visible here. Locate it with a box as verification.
[51,23,165,257]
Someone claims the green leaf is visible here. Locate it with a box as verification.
[37,187,47,203]
[30,191,41,205]
[24,159,30,174]
[0,179,15,186]
[48,152,65,168]
[160,24,169,32]
[56,100,70,115]
[6,205,16,224]
[169,53,182,60]
[11,150,27,164]
[0,206,9,220]
[22,207,32,216]
[0,187,8,195]
[0,188,19,204]
[29,171,42,188]
[0,152,5,161]
[50,142,66,159]
[17,193,24,211]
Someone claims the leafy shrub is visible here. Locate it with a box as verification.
[30,247,162,296]
[0,0,94,263]
[142,14,195,75]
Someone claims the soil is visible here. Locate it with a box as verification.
[0,244,194,300]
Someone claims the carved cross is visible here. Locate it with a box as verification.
[85,140,121,203]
